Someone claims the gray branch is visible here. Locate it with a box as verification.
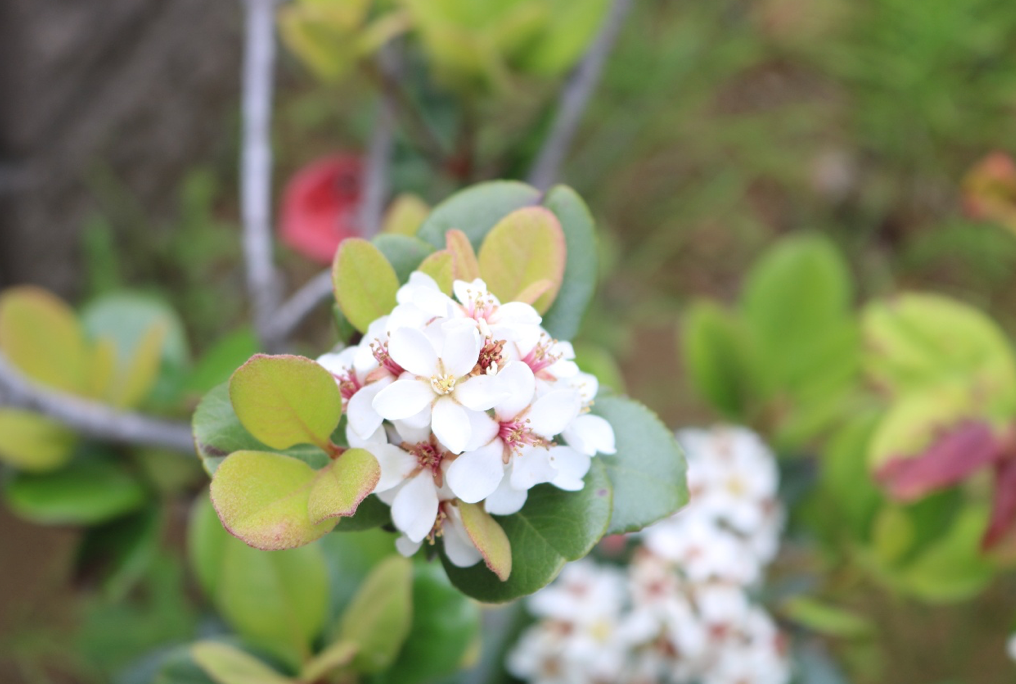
[357,49,399,237]
[241,0,283,350]
[0,353,195,454]
[527,0,634,190]
[264,268,334,342]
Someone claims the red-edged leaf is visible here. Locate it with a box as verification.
[983,456,1016,549]
[446,230,480,282]
[457,502,512,581]
[875,421,1003,502]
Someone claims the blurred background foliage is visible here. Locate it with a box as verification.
[4,0,1016,682]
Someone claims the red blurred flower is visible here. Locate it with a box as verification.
[280,155,363,264]
[962,151,1016,233]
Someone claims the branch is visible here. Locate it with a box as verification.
[526,0,634,190]
[241,0,283,350]
[0,353,195,454]
[264,269,334,342]
[357,48,399,237]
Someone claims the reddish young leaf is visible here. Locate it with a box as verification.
[983,456,1016,549]
[875,421,1003,502]
[280,155,363,264]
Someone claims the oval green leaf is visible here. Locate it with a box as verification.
[417,181,541,249]
[372,234,435,283]
[0,409,76,472]
[457,501,512,581]
[591,396,689,535]
[441,459,612,603]
[446,229,481,282]
[338,555,413,673]
[308,448,381,524]
[4,458,147,525]
[417,250,454,294]
[478,207,566,313]
[192,383,329,475]
[229,354,342,452]
[191,642,292,684]
[210,450,336,550]
[332,238,400,333]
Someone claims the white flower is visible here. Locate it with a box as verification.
[445,361,582,507]
[371,321,506,454]
[1008,633,1016,662]
[453,278,542,341]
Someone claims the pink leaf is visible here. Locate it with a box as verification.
[875,421,1003,502]
[982,456,1016,549]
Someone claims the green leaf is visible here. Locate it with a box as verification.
[299,641,358,682]
[458,501,512,581]
[442,459,612,602]
[572,343,626,394]
[190,642,293,684]
[446,229,482,281]
[381,193,430,236]
[77,506,161,602]
[862,293,1016,418]
[478,207,566,313]
[308,448,381,524]
[377,562,482,684]
[338,555,413,673]
[0,409,76,472]
[319,529,399,624]
[417,250,455,294]
[229,354,342,452]
[210,450,336,550]
[815,413,884,543]
[680,300,754,419]
[0,286,90,394]
[188,495,229,599]
[540,185,599,340]
[591,396,688,535]
[332,238,400,333]
[372,234,435,283]
[5,457,146,525]
[781,597,873,638]
[192,383,328,475]
[205,505,330,668]
[81,291,190,407]
[417,181,541,249]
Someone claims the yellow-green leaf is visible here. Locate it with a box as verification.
[339,555,413,673]
[0,410,76,472]
[109,322,166,408]
[191,642,293,684]
[446,229,481,282]
[300,641,359,682]
[308,448,381,524]
[0,286,90,394]
[210,450,336,550]
[418,251,454,294]
[229,354,342,452]
[477,207,566,313]
[382,193,430,236]
[332,238,400,333]
[457,501,512,581]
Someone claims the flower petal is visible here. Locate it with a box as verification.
[395,535,422,558]
[485,475,529,515]
[496,301,541,327]
[464,409,499,452]
[432,397,472,454]
[346,423,387,448]
[369,443,420,492]
[347,376,393,438]
[388,326,439,377]
[391,471,438,543]
[510,446,559,490]
[372,377,434,420]
[454,373,509,412]
[527,389,582,438]
[392,418,430,445]
[443,514,482,568]
[562,414,617,456]
[493,361,536,421]
[446,440,506,503]
[440,323,481,377]
[548,445,591,491]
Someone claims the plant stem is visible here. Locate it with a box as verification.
[527,0,634,190]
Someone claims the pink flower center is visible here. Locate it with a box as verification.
[334,370,361,402]
[371,339,405,376]
[498,419,547,463]
[522,337,561,377]
[406,439,447,485]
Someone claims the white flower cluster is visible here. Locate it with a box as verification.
[508,426,789,684]
[318,273,615,566]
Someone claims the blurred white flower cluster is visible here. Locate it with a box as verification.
[318,273,615,566]
[508,426,789,684]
